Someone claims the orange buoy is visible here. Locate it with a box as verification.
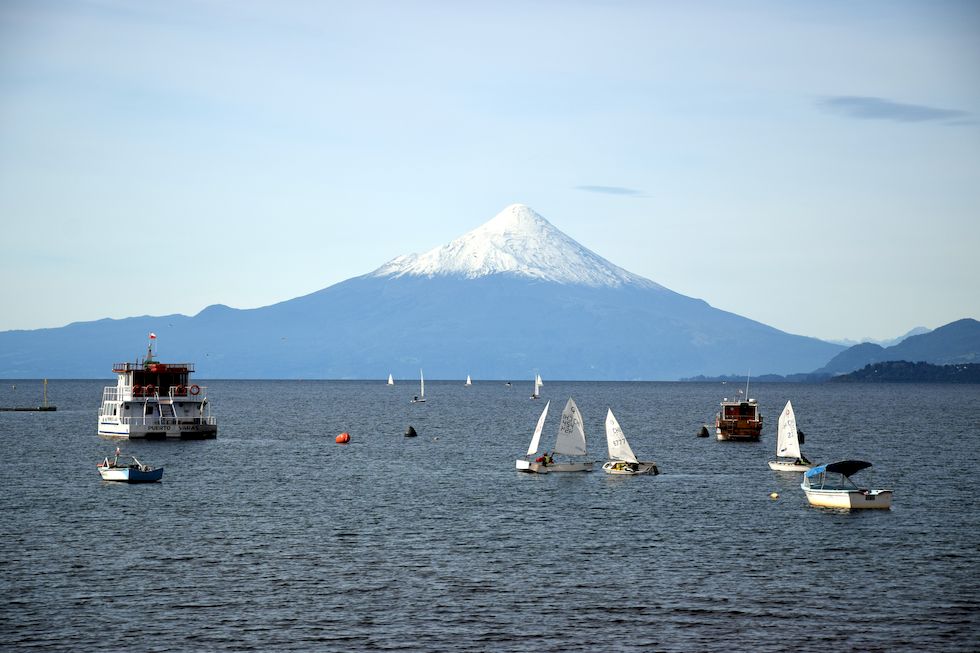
[336,432,350,444]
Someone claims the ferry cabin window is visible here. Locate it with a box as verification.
[144,404,154,416]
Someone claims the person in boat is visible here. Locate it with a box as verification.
[795,454,812,466]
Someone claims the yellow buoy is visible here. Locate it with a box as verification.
[769,492,779,499]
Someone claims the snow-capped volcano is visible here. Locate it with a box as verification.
[371,203,663,289]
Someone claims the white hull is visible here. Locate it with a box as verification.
[98,420,217,439]
[802,487,893,509]
[768,459,813,472]
[716,429,761,442]
[602,460,658,475]
[97,465,163,482]
[515,459,593,474]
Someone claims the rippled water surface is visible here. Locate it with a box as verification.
[1,380,978,651]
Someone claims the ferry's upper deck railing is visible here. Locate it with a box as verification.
[101,385,208,402]
[112,362,196,373]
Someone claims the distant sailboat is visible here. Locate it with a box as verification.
[768,400,813,471]
[531,373,543,399]
[411,369,426,403]
[515,398,593,473]
[601,409,659,475]
[465,375,472,387]
[387,373,394,386]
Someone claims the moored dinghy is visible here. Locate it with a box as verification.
[516,398,593,473]
[602,409,658,475]
[97,448,163,483]
[801,460,892,509]
[767,400,813,471]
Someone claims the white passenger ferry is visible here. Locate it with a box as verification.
[98,337,217,439]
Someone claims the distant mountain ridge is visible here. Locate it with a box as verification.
[1,204,846,379]
[814,318,980,375]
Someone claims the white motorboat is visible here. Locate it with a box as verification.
[767,400,813,471]
[97,335,216,439]
[801,460,892,510]
[516,398,593,473]
[601,409,658,475]
[97,449,163,483]
[411,369,426,403]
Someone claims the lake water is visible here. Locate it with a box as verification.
[1,379,978,652]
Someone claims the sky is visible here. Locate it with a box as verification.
[1,0,978,342]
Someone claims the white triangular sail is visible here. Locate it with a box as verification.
[776,400,801,459]
[605,409,638,463]
[465,375,472,386]
[387,374,394,385]
[419,369,425,399]
[526,400,551,456]
[554,398,587,456]
[533,373,542,397]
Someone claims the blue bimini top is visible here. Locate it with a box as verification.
[804,459,872,479]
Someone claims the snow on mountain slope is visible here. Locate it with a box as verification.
[371,204,663,289]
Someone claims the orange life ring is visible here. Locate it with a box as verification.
[132,384,142,397]
[145,384,156,395]
[175,385,186,396]
[189,384,201,396]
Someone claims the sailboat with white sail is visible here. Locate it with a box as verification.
[411,369,426,403]
[387,373,394,386]
[601,409,659,475]
[530,373,543,399]
[465,375,472,387]
[515,398,593,473]
[768,400,812,471]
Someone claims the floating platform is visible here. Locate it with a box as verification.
[0,406,57,412]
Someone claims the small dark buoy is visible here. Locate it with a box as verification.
[404,425,417,438]
[697,425,709,438]
[336,432,350,444]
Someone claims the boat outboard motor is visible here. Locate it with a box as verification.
[698,425,709,438]
[404,425,418,438]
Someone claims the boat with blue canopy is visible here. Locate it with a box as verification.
[801,460,892,509]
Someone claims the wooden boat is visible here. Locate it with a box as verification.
[767,400,813,471]
[801,460,892,509]
[601,409,658,475]
[516,398,593,473]
[715,378,763,441]
[97,449,163,483]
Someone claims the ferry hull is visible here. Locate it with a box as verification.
[803,488,892,510]
[99,421,217,439]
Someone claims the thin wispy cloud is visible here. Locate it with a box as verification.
[575,185,646,197]
[820,96,973,125]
